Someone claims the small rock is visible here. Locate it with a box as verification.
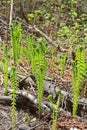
[70,128,78,130]
[18,124,30,130]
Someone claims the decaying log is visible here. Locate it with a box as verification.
[17,74,87,117]
[1,93,87,123]
[0,89,51,114]
[1,91,87,123]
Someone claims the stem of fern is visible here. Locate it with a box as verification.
[10,66,18,130]
[72,60,77,116]
[48,90,61,130]
[52,90,61,130]
[3,44,9,93]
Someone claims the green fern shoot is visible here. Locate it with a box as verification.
[72,60,78,117]
[26,36,47,118]
[10,22,22,65]
[35,39,47,118]
[3,44,9,93]
[26,34,36,72]
[60,52,67,77]
[72,45,86,117]
[10,66,18,130]
[48,90,61,130]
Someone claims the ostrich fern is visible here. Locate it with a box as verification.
[35,39,47,118]
[10,66,18,130]
[3,44,9,93]
[60,52,67,77]
[76,45,86,87]
[10,22,22,65]
[48,90,61,130]
[26,35,36,73]
[72,60,78,116]
[26,36,47,118]
[72,45,86,116]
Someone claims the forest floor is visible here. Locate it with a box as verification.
[0,1,87,130]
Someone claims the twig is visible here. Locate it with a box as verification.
[0,95,11,101]
[0,109,10,120]
[19,3,58,47]
[34,25,58,47]
[9,0,13,28]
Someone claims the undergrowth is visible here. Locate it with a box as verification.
[0,1,87,129]
[1,18,87,129]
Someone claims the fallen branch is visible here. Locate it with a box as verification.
[18,4,58,47]
[0,95,11,101]
[18,74,87,117]
[1,91,87,123]
[9,0,13,28]
[33,25,58,47]
[0,89,51,114]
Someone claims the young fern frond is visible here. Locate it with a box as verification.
[72,60,79,116]
[60,52,67,77]
[26,35,37,73]
[11,22,22,64]
[26,35,34,63]
[76,45,86,87]
[52,90,61,130]
[72,45,86,116]
[35,55,46,117]
[27,36,47,118]
[10,66,18,130]
[35,39,47,118]
[3,44,9,93]
[48,90,61,130]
